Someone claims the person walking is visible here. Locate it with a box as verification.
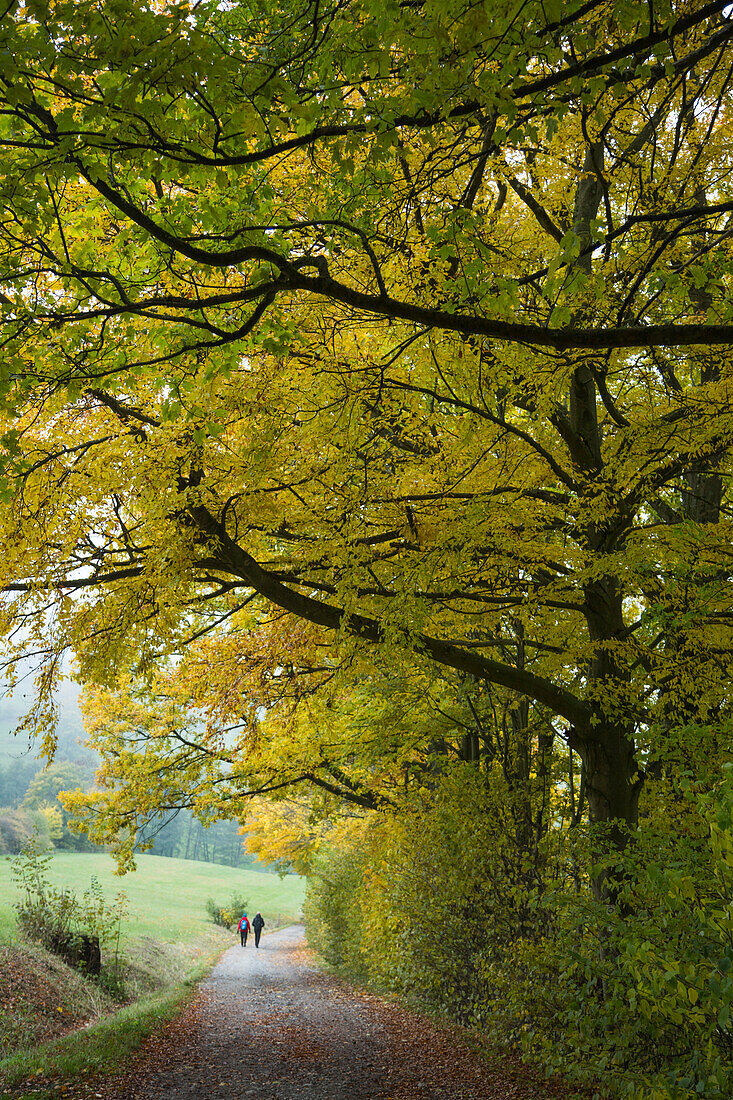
[252,911,265,947]
[238,912,250,947]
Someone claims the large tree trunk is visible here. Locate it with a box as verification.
[574,574,642,901]
[565,142,642,899]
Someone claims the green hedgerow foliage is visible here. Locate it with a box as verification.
[304,764,733,1100]
[303,837,372,981]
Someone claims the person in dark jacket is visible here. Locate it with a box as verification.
[238,913,250,947]
[252,911,265,947]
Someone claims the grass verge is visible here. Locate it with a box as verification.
[0,943,219,1094]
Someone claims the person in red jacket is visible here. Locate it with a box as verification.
[238,913,250,947]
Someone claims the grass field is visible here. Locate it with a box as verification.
[0,851,306,945]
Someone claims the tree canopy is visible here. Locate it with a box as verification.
[0,0,732,877]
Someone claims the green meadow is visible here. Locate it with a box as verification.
[0,851,305,945]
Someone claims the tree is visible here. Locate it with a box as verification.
[0,757,40,806]
[22,760,92,809]
[0,806,50,852]
[1,0,733,896]
[22,758,96,847]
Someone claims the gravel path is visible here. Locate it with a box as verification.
[141,924,389,1100]
[84,926,578,1100]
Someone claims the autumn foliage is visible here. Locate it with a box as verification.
[1,0,733,1095]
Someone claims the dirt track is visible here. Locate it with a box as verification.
[97,924,578,1100]
[133,924,397,1100]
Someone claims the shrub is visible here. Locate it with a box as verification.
[11,832,127,992]
[303,831,371,980]
[205,892,248,930]
[304,766,733,1100]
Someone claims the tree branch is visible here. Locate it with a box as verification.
[187,501,593,732]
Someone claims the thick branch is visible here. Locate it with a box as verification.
[66,171,733,352]
[187,501,592,732]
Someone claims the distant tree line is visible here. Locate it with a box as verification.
[0,759,98,854]
[137,810,272,871]
[0,755,261,869]
[0,684,100,853]
[0,719,259,868]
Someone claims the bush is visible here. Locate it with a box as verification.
[303,832,371,981]
[305,770,540,1022]
[12,832,127,992]
[205,892,248,930]
[304,766,733,1100]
